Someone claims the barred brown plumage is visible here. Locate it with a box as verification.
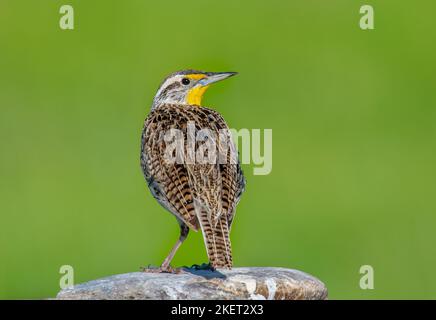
[140,70,245,271]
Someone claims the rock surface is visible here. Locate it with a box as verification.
[56,267,327,300]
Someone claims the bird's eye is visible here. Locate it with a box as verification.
[181,78,190,85]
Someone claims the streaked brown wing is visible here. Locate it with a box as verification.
[141,105,198,230]
[205,107,245,228]
[140,104,245,230]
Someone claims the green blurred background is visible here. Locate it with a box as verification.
[1,0,436,299]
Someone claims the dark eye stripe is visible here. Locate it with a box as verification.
[160,82,181,97]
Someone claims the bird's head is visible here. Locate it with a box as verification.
[152,70,237,109]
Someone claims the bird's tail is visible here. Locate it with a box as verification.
[197,211,233,269]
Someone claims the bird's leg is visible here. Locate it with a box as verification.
[142,221,189,274]
[160,223,189,272]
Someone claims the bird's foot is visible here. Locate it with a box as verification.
[140,264,186,274]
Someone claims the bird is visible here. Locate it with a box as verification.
[140,70,245,272]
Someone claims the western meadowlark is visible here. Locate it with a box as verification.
[140,70,245,271]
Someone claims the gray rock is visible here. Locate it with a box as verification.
[56,267,328,300]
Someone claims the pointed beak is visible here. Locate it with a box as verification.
[199,72,238,86]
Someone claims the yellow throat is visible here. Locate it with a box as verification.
[186,85,209,106]
[185,74,209,106]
